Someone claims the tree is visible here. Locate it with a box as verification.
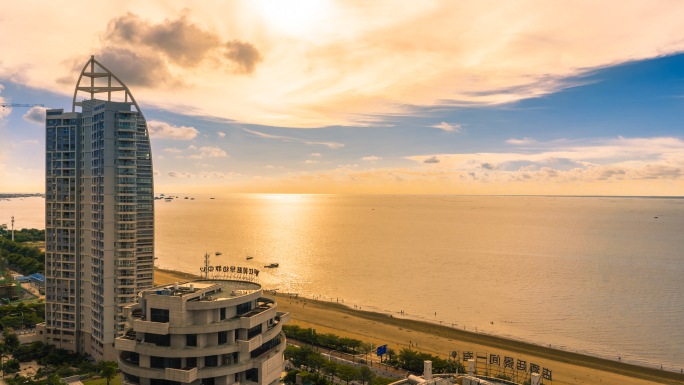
[386,348,396,364]
[98,361,118,385]
[336,365,359,385]
[358,366,376,385]
[2,329,19,353]
[47,373,66,385]
[322,361,338,380]
[307,353,325,374]
[2,359,20,374]
[359,343,372,363]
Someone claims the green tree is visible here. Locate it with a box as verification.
[282,370,300,385]
[322,360,338,380]
[2,329,19,353]
[98,361,118,385]
[336,365,359,385]
[2,359,20,374]
[47,373,66,385]
[358,366,376,385]
[307,353,325,374]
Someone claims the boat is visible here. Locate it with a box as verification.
[210,197,215,199]
[264,263,279,268]
[246,256,253,260]
[184,197,189,199]
[215,252,222,256]
[191,198,195,200]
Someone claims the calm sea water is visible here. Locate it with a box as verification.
[2,194,683,370]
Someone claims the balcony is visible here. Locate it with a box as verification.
[165,367,197,383]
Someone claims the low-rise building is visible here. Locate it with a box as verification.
[116,279,289,385]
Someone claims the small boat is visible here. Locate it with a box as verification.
[210,197,215,199]
[246,256,253,260]
[191,198,195,200]
[264,263,279,268]
[215,252,222,256]
[184,197,189,199]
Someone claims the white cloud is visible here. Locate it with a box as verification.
[188,145,197,150]
[188,146,227,159]
[157,155,165,160]
[148,120,199,140]
[310,153,321,157]
[21,139,39,144]
[163,147,182,153]
[22,106,47,125]
[431,122,461,132]
[362,156,381,161]
[264,165,275,168]
[305,160,319,164]
[218,132,226,137]
[243,128,344,149]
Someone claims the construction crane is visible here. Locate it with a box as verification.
[1,103,44,110]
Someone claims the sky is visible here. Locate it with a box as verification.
[1,0,684,195]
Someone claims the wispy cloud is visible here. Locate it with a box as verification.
[242,128,344,149]
[188,146,228,159]
[163,147,182,153]
[361,156,381,161]
[431,122,461,132]
[218,132,226,137]
[507,138,536,145]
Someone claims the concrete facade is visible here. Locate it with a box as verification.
[116,280,289,385]
[41,56,154,361]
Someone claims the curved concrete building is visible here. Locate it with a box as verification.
[42,56,154,360]
[116,280,290,385]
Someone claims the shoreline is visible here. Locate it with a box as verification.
[154,268,683,385]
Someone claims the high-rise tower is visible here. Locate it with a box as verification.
[42,56,154,361]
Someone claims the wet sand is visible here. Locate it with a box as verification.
[154,268,684,385]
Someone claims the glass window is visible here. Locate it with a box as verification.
[220,307,226,320]
[150,308,169,323]
[236,302,252,315]
[205,355,218,367]
[186,357,197,368]
[186,334,197,347]
[218,331,228,345]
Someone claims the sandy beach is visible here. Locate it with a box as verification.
[154,268,683,385]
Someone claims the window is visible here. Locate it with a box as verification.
[186,357,197,368]
[246,369,259,382]
[250,335,282,358]
[202,378,215,385]
[150,357,181,369]
[218,331,228,345]
[236,302,252,315]
[220,307,226,320]
[150,356,165,369]
[186,334,197,347]
[247,324,262,339]
[205,355,218,367]
[150,308,169,323]
[146,333,170,347]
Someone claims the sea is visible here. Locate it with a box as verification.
[2,194,683,371]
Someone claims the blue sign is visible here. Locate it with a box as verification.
[376,344,387,356]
